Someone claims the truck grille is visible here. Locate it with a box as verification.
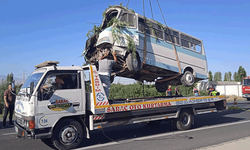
[16,116,25,127]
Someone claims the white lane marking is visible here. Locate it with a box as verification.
[2,132,16,135]
[76,119,250,150]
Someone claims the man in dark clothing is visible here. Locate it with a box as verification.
[3,83,16,128]
[207,85,215,96]
[98,52,117,98]
[175,85,180,96]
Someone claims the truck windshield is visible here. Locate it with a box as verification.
[20,68,46,94]
[243,79,250,86]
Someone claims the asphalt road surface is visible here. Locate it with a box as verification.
[0,100,250,150]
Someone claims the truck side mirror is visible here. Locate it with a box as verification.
[30,82,34,95]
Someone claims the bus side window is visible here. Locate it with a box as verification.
[120,13,135,27]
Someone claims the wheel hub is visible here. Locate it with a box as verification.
[60,126,77,144]
[132,56,138,68]
[186,74,193,83]
[181,114,189,126]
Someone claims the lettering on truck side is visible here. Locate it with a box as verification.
[106,102,171,113]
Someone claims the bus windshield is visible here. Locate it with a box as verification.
[243,79,250,86]
[101,9,119,29]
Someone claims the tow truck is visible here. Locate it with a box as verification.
[14,61,227,150]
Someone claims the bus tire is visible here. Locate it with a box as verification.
[181,71,195,87]
[247,98,250,101]
[176,109,193,131]
[155,81,168,93]
[126,53,141,72]
[52,119,83,150]
[110,75,114,84]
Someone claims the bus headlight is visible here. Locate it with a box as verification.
[97,36,109,45]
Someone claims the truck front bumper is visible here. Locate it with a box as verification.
[14,122,52,139]
[14,121,34,139]
[242,94,250,98]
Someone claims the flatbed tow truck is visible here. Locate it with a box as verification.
[14,61,227,150]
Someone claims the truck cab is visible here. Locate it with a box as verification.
[242,76,250,101]
[14,61,94,149]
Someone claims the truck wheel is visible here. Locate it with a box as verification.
[126,53,141,72]
[181,71,195,87]
[155,81,168,93]
[176,109,193,131]
[52,119,83,150]
[247,98,250,101]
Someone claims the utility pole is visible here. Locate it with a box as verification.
[23,70,25,84]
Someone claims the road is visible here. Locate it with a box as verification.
[0,100,250,150]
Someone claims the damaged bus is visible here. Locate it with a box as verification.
[84,5,208,92]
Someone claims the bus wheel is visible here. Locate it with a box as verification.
[155,81,168,93]
[176,109,193,131]
[52,119,83,150]
[247,98,250,101]
[110,75,114,84]
[181,71,195,87]
[126,53,141,72]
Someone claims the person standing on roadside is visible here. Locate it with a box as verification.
[166,85,172,96]
[207,84,215,96]
[98,51,117,98]
[3,83,16,128]
[175,85,180,96]
[193,86,200,96]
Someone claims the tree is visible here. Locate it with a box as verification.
[228,71,232,81]
[214,72,222,81]
[224,72,229,81]
[233,72,238,81]
[208,71,213,81]
[237,66,247,82]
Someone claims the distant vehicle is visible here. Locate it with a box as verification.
[14,61,226,150]
[84,5,208,92]
[242,76,250,101]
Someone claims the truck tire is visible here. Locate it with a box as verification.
[247,98,250,101]
[181,71,195,87]
[52,119,83,150]
[126,53,141,72]
[176,109,193,131]
[155,81,168,93]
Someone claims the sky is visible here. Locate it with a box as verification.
[0,0,250,84]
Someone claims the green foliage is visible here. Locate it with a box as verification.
[233,71,238,81]
[208,71,213,81]
[214,72,222,81]
[109,82,209,99]
[86,25,102,38]
[228,71,232,81]
[237,66,247,82]
[224,72,229,81]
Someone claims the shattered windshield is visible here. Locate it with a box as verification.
[19,68,46,94]
[101,10,119,29]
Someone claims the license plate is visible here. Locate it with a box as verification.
[15,126,18,133]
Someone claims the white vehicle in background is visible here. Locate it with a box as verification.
[84,5,208,92]
[14,61,226,150]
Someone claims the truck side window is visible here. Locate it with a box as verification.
[84,70,92,93]
[40,73,77,100]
